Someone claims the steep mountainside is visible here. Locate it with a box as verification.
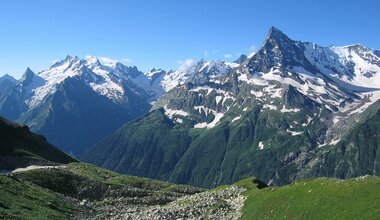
[0,117,76,170]
[84,27,380,187]
[301,100,380,179]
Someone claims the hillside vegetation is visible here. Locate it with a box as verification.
[1,163,379,219]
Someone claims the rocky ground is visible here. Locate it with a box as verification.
[79,186,246,220]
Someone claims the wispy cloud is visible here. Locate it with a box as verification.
[248,45,258,58]
[85,55,95,59]
[224,54,232,58]
[51,59,59,64]
[177,59,194,72]
[121,58,132,63]
[58,50,70,57]
[84,55,132,65]
[203,49,218,57]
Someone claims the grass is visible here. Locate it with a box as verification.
[1,162,201,219]
[65,163,200,193]
[0,175,77,219]
[239,176,380,220]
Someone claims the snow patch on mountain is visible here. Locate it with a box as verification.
[215,95,223,104]
[164,105,190,119]
[231,116,241,123]
[194,111,224,129]
[190,86,214,95]
[280,106,301,113]
[287,129,303,136]
[263,104,278,110]
[237,73,269,86]
[250,90,263,98]
[258,141,264,150]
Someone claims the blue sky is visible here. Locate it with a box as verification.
[1,0,379,78]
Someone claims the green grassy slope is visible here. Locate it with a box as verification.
[239,176,380,220]
[0,175,77,219]
[0,162,202,219]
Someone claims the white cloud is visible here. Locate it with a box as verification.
[203,51,208,56]
[177,59,194,72]
[84,55,131,65]
[212,49,219,54]
[224,54,232,58]
[99,57,118,65]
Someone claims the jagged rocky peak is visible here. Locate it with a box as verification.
[83,55,143,78]
[85,55,102,68]
[160,59,238,91]
[347,44,380,65]
[246,26,317,74]
[49,55,82,71]
[184,59,238,85]
[63,55,80,64]
[19,67,37,85]
[146,68,165,75]
[145,68,167,81]
[264,26,291,43]
[260,26,296,55]
[115,65,142,78]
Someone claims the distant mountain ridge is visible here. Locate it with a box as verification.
[0,56,154,155]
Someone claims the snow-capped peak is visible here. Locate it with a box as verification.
[18,55,136,108]
[161,59,239,92]
[97,57,119,68]
[303,41,380,90]
[85,55,102,69]
[145,68,166,79]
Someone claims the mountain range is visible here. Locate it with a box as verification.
[0,54,239,156]
[1,27,380,188]
[82,27,380,187]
